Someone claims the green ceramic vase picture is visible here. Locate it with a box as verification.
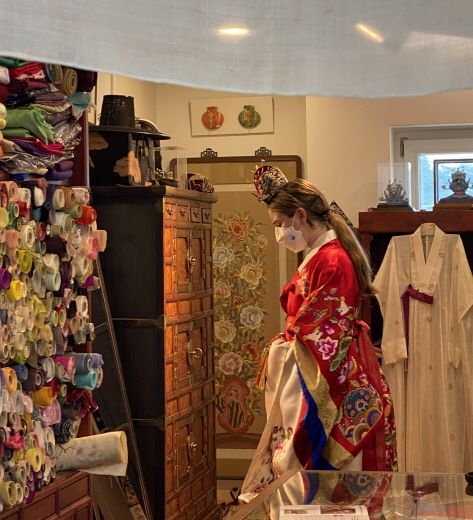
[238,104,261,129]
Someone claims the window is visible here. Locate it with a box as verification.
[391,126,473,210]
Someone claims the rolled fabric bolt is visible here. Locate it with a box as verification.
[16,200,29,219]
[92,229,107,252]
[52,188,65,210]
[2,368,17,393]
[18,249,33,274]
[0,480,16,507]
[42,254,59,273]
[6,280,23,302]
[54,431,128,476]
[7,202,19,224]
[66,316,79,334]
[12,365,28,382]
[35,224,47,244]
[0,268,11,289]
[7,247,19,267]
[65,205,82,220]
[90,353,103,369]
[61,287,73,308]
[74,371,97,391]
[55,306,67,328]
[32,206,48,223]
[17,188,31,206]
[53,355,75,379]
[74,295,88,317]
[39,399,61,426]
[85,322,95,340]
[0,207,8,227]
[0,181,19,202]
[61,188,76,209]
[94,368,104,388]
[33,187,44,207]
[39,325,53,343]
[20,225,35,250]
[11,465,26,486]
[23,368,45,392]
[5,230,19,249]
[66,353,92,374]
[14,483,23,505]
[76,205,96,225]
[44,271,60,292]
[11,392,24,415]
[71,188,89,205]
[22,395,33,414]
[25,448,42,473]
[31,387,54,407]
[38,358,55,382]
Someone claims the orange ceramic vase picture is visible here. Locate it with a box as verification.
[201,106,224,129]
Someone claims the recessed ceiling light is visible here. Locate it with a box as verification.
[355,23,384,43]
[217,26,250,37]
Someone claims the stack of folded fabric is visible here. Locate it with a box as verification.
[0,57,96,183]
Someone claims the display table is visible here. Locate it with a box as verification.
[228,469,473,519]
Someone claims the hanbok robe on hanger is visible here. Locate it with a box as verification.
[240,230,397,503]
[374,223,473,473]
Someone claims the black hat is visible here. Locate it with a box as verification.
[90,94,170,140]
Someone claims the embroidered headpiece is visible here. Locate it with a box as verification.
[253,164,288,202]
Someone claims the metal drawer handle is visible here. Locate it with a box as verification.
[166,206,175,215]
[180,208,187,216]
[187,253,196,273]
[189,347,203,360]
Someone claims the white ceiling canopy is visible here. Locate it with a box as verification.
[4,0,473,98]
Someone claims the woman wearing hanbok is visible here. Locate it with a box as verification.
[240,167,397,503]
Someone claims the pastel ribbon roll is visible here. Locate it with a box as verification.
[32,387,54,408]
[49,211,73,233]
[76,205,96,225]
[38,358,55,382]
[0,480,16,507]
[35,223,47,243]
[43,253,59,273]
[0,181,19,202]
[44,271,60,292]
[90,353,104,369]
[25,448,42,473]
[12,365,28,382]
[7,247,19,267]
[0,207,8,228]
[17,188,31,207]
[53,355,75,379]
[39,398,61,427]
[67,353,92,374]
[0,268,11,289]
[7,202,19,224]
[61,187,76,209]
[94,367,104,388]
[54,431,128,476]
[72,255,89,277]
[71,188,89,205]
[5,230,19,249]
[65,205,82,220]
[74,295,88,317]
[74,371,97,391]
[20,225,35,250]
[16,200,29,219]
[6,280,23,302]
[18,249,33,274]
[33,187,45,207]
[92,229,107,252]
[22,395,33,414]
[11,465,27,486]
[66,316,79,335]
[23,368,45,392]
[14,483,23,505]
[52,188,65,210]
[2,369,17,393]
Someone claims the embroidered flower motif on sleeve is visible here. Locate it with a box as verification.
[318,337,339,360]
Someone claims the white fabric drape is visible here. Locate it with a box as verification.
[4,0,473,97]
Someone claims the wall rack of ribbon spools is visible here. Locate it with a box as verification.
[0,57,112,513]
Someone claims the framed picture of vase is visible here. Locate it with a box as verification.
[189,96,274,136]
[186,155,302,479]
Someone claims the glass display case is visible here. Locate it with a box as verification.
[375,162,413,211]
[228,469,473,520]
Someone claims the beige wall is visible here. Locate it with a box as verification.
[93,74,473,224]
[306,90,473,224]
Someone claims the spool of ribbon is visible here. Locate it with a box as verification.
[16,200,29,219]
[6,280,23,302]
[0,480,16,507]
[74,295,88,317]
[31,387,54,407]
[53,355,75,381]
[32,206,49,223]
[90,353,104,369]
[5,229,19,249]
[18,249,33,274]
[74,370,97,391]
[0,181,19,202]
[44,271,61,292]
[92,229,107,252]
[53,417,80,444]
[33,187,45,207]
[76,205,96,226]
[51,188,65,210]
[24,448,42,473]
[22,395,33,414]
[39,398,61,427]
[71,188,90,205]
[12,365,28,382]
[66,353,92,374]
[8,202,19,224]
[2,368,17,393]
[20,225,35,250]
[60,68,78,96]
[38,358,55,382]
[23,368,45,392]
[0,207,8,228]
[0,268,11,289]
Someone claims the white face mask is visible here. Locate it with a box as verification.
[274,214,308,253]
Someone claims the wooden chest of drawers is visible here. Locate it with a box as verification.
[92,186,219,520]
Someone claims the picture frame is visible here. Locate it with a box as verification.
[433,158,473,205]
[189,96,274,137]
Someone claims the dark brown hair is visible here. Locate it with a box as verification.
[268,179,375,296]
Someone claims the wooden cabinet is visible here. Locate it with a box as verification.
[91,186,218,520]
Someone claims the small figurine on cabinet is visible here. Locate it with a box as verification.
[376,178,413,210]
[374,162,413,211]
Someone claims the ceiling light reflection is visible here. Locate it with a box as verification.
[217,26,250,37]
[356,23,384,43]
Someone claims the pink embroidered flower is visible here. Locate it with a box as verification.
[318,337,338,360]
[339,318,351,332]
[218,352,243,375]
[322,323,336,335]
[337,360,349,384]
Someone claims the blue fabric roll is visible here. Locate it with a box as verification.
[12,364,28,381]
[74,370,97,390]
